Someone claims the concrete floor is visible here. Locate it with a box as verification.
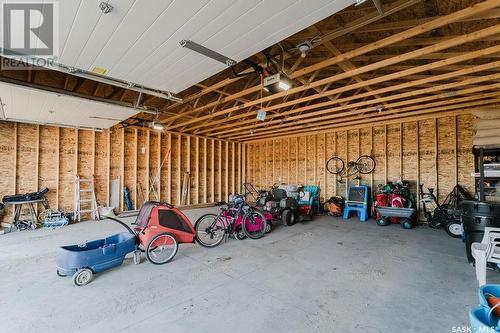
[0,207,491,333]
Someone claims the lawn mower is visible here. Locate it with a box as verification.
[373,182,417,229]
[256,184,319,226]
[56,201,195,286]
[419,184,472,238]
[256,184,300,226]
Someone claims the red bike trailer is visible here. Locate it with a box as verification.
[108,201,196,265]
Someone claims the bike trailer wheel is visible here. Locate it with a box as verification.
[146,232,178,265]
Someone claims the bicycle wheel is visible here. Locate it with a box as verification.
[242,209,267,239]
[195,213,226,248]
[326,157,344,175]
[146,233,178,265]
[356,155,376,174]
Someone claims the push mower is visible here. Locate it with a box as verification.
[419,184,472,238]
[57,201,196,286]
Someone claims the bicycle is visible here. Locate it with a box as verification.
[326,155,376,183]
[194,194,268,248]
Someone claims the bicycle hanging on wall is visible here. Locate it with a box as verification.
[326,155,376,183]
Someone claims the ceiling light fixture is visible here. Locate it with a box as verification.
[180,40,237,67]
[297,41,313,58]
[99,2,113,14]
[149,112,165,131]
[278,81,291,91]
[256,110,267,121]
[355,0,367,6]
[263,73,291,94]
[149,121,165,132]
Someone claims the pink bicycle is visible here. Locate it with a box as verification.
[194,195,270,247]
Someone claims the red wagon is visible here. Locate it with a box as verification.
[109,201,196,265]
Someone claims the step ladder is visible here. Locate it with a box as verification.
[74,175,100,222]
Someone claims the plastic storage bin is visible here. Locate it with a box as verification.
[461,200,500,263]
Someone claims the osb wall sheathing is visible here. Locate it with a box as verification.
[246,114,476,207]
[0,121,243,223]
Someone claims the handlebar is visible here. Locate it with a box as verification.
[103,216,136,235]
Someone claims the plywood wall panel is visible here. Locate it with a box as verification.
[336,131,347,196]
[372,126,386,189]
[38,126,58,209]
[306,136,315,185]
[245,115,476,214]
[402,123,418,194]
[123,128,136,209]
[325,132,336,199]
[77,130,93,180]
[457,114,475,194]
[418,119,438,196]
[16,124,38,195]
[437,116,456,202]
[0,122,16,211]
[359,128,373,188]
[289,139,297,186]
[317,134,326,200]
[148,132,160,201]
[0,120,237,224]
[58,128,77,211]
[94,131,108,206]
[387,124,401,183]
[136,128,148,205]
[171,134,180,206]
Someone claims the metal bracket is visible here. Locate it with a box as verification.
[371,0,384,15]
[0,98,6,119]
[180,40,237,67]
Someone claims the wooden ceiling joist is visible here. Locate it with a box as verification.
[166,6,500,132]
[189,44,500,134]
[229,87,500,140]
[2,1,498,141]
[240,97,500,142]
[244,107,496,143]
[160,0,421,125]
[210,73,500,138]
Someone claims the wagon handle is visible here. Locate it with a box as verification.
[103,216,135,235]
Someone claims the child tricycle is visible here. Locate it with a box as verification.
[56,201,196,286]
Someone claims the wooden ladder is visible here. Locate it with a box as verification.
[74,175,100,222]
